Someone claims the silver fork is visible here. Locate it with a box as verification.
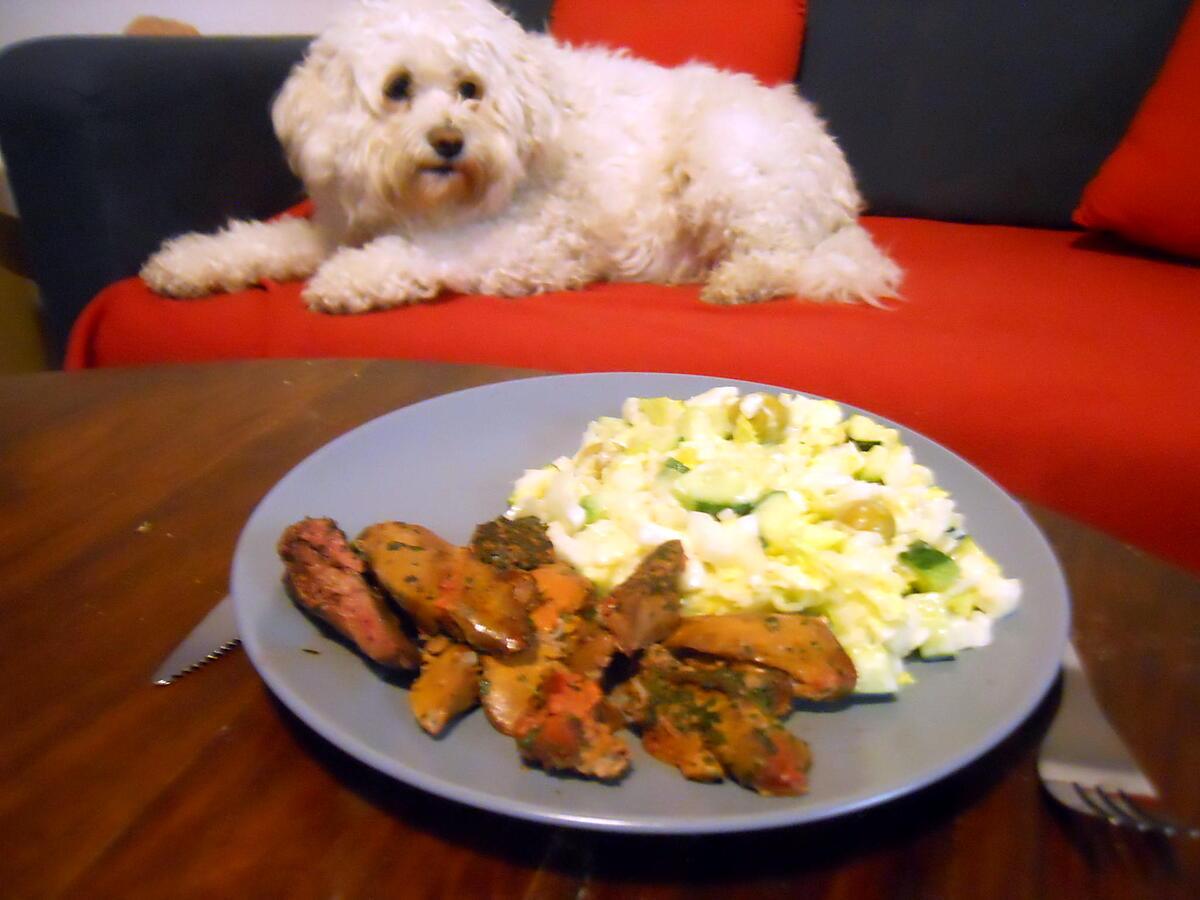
[1037,642,1199,838]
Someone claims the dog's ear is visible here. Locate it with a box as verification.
[272,44,348,188]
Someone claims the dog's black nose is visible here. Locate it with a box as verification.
[435,138,463,159]
[428,126,464,160]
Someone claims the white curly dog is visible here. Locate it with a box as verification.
[142,0,901,311]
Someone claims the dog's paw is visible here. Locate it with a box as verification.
[140,234,256,298]
[700,257,791,306]
[303,253,441,313]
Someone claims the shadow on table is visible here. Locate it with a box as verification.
[270,683,1062,886]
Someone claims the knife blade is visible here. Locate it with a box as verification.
[151,594,241,685]
[1037,642,1158,801]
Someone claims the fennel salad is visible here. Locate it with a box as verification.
[507,387,1021,694]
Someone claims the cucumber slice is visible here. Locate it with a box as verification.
[899,540,960,593]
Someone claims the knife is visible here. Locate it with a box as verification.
[151,594,241,685]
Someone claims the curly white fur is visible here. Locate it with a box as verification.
[142,0,901,311]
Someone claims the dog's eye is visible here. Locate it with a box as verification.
[457,79,482,100]
[383,72,411,101]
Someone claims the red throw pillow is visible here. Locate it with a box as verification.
[1072,1,1200,260]
[548,0,807,85]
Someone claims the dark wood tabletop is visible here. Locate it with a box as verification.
[1,358,1197,899]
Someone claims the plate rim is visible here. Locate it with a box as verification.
[232,371,1071,834]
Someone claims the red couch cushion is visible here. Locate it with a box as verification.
[66,217,1200,575]
[1073,0,1200,260]
[549,0,807,85]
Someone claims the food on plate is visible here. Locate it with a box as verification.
[512,667,631,780]
[470,515,557,571]
[410,636,480,735]
[619,646,810,795]
[355,521,456,636]
[278,515,857,796]
[507,387,1022,693]
[598,539,684,653]
[278,517,420,670]
[357,521,535,655]
[664,613,856,701]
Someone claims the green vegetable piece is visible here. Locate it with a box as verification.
[690,499,757,517]
[899,541,961,593]
[663,457,691,474]
[580,495,605,523]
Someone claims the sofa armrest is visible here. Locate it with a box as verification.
[0,35,310,359]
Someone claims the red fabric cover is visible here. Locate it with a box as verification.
[67,218,1200,574]
[549,0,806,84]
[1073,1,1200,260]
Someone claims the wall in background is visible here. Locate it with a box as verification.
[0,1,342,48]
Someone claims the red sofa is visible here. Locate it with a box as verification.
[4,2,1200,573]
[66,214,1200,574]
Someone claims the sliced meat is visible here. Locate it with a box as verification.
[479,649,552,736]
[278,518,419,670]
[701,691,810,796]
[639,682,726,783]
[528,562,615,678]
[639,644,793,718]
[357,523,534,655]
[607,674,653,728]
[529,562,593,632]
[410,636,480,736]
[664,613,857,700]
[438,549,534,655]
[470,516,556,571]
[625,646,810,793]
[563,617,617,681]
[479,563,598,737]
[512,667,630,781]
[636,658,809,795]
[600,540,684,654]
[355,522,456,636]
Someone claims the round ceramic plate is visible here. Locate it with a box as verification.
[231,372,1070,834]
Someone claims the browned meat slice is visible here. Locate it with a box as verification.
[358,523,534,655]
[410,636,480,736]
[638,645,793,717]
[643,718,725,783]
[527,562,616,678]
[563,618,617,680]
[529,562,593,632]
[607,674,653,727]
[664,613,856,700]
[479,648,552,736]
[512,667,630,781]
[637,659,808,795]
[702,691,810,796]
[600,540,684,654]
[355,522,456,636]
[638,678,726,783]
[278,518,419,670]
[479,561,601,737]
[438,548,534,655]
[623,646,810,793]
[470,516,556,571]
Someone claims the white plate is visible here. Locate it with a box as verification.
[231,372,1070,834]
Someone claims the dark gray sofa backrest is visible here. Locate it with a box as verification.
[801,1,1191,226]
[0,0,1190,359]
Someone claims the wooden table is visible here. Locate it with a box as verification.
[2,359,1197,899]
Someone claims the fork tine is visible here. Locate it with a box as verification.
[1115,791,1200,839]
[1074,784,1128,827]
[1096,788,1158,833]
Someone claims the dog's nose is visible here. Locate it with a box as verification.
[428,126,464,160]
